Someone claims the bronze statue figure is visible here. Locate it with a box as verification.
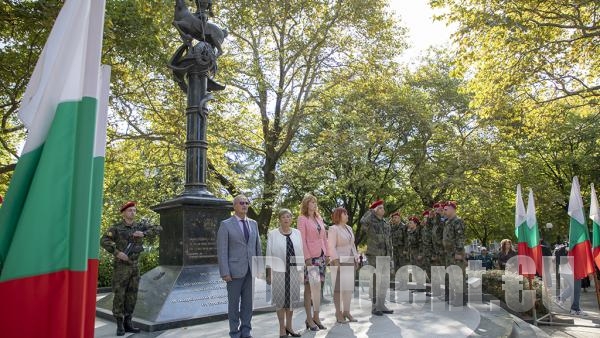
[173,0,227,56]
[170,0,226,93]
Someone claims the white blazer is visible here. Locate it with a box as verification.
[266,228,305,272]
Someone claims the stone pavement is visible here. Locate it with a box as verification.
[537,284,600,338]
[96,287,539,338]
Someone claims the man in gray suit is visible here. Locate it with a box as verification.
[217,194,262,338]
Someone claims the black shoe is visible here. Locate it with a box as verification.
[124,315,141,333]
[379,306,393,314]
[305,320,319,331]
[116,318,125,336]
[313,320,326,330]
[286,328,301,337]
[371,309,383,316]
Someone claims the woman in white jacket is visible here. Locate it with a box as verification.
[266,209,304,337]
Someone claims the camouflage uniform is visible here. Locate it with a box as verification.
[406,226,420,267]
[420,217,434,279]
[361,210,393,311]
[430,213,444,265]
[430,213,445,296]
[442,215,466,304]
[391,220,407,272]
[407,223,426,290]
[100,220,161,319]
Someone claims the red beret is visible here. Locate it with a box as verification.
[446,201,457,209]
[422,210,430,217]
[433,202,442,208]
[390,211,400,217]
[408,216,420,224]
[120,201,136,212]
[369,199,384,209]
[0,195,3,204]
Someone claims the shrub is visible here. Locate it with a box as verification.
[481,269,548,316]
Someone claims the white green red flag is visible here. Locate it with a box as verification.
[515,185,542,277]
[515,184,526,240]
[567,177,595,280]
[589,184,600,270]
[0,1,109,337]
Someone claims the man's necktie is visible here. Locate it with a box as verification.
[241,219,249,242]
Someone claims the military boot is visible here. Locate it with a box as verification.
[116,318,125,336]
[124,315,141,333]
[377,299,394,314]
[371,294,382,316]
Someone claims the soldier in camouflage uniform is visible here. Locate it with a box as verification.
[406,216,420,266]
[406,216,425,290]
[100,201,162,336]
[420,210,434,290]
[390,211,406,275]
[360,200,393,316]
[430,202,446,297]
[430,202,445,266]
[441,201,466,306]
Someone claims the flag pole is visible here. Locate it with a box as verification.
[529,277,538,326]
[538,178,600,327]
[593,271,600,312]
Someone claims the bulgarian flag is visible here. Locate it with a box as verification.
[0,1,109,337]
[588,184,600,270]
[567,176,595,280]
[515,185,542,277]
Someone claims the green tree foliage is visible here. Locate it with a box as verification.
[0,0,62,189]
[3,0,600,279]
[214,0,406,233]
[280,62,426,243]
[431,0,599,115]
[431,0,600,242]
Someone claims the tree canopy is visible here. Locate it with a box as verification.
[1,0,598,255]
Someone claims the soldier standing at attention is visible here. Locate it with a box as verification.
[360,200,394,316]
[442,201,466,306]
[430,202,446,297]
[100,201,162,336]
[406,216,424,290]
[406,216,420,266]
[420,210,434,293]
[430,202,445,267]
[390,211,406,275]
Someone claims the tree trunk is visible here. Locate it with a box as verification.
[256,155,277,235]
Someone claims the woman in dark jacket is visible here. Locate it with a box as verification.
[497,239,517,270]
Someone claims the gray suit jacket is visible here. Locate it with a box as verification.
[217,216,263,279]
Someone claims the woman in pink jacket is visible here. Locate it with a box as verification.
[298,193,328,331]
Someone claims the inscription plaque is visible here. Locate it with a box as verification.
[97,264,272,331]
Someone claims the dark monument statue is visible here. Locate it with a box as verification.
[97,1,270,331]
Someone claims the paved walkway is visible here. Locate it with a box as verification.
[96,288,511,338]
[95,279,600,337]
[537,285,600,338]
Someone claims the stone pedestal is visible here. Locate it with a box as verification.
[153,196,232,266]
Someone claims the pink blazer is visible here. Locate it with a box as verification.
[298,215,328,260]
[328,224,358,264]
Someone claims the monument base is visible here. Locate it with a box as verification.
[152,195,233,266]
[96,264,273,331]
